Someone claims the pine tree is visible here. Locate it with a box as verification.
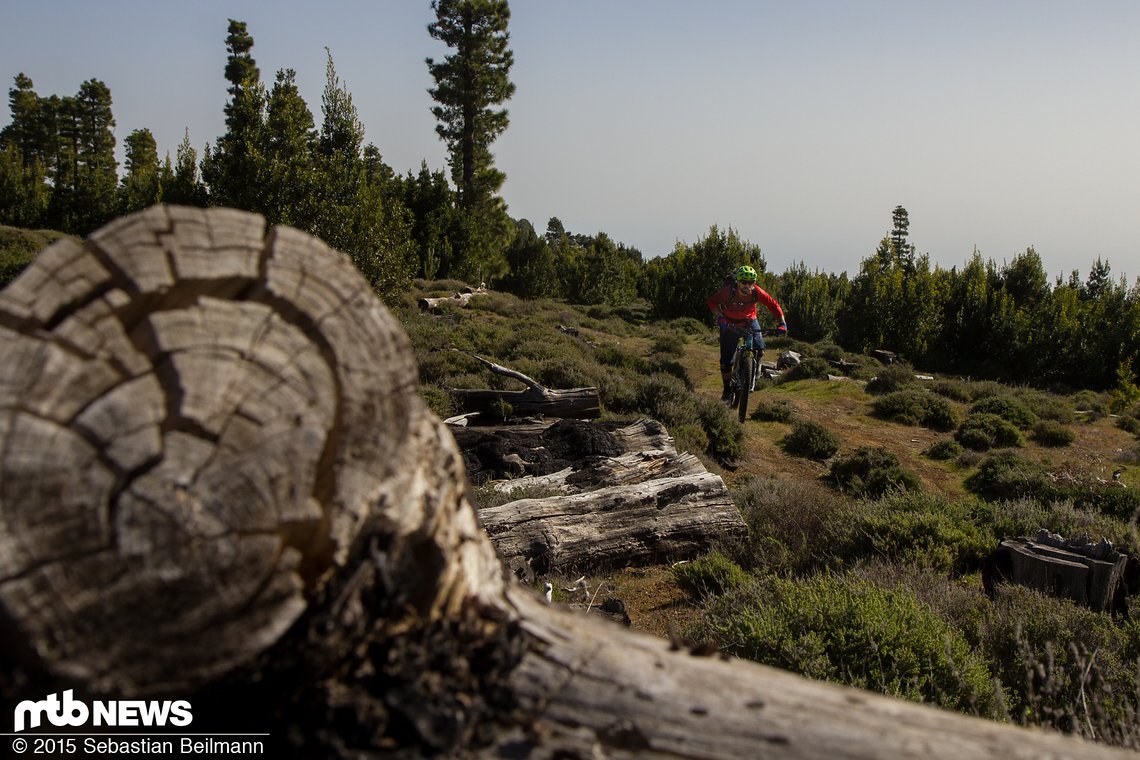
[163,129,208,206]
[426,0,516,282]
[119,128,160,214]
[202,19,265,210]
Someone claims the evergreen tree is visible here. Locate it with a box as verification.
[426,0,516,281]
[261,68,318,227]
[202,19,265,210]
[400,161,459,279]
[163,129,208,206]
[119,128,160,214]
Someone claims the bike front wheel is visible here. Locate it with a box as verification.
[735,349,752,423]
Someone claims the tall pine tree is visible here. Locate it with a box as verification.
[426,0,516,282]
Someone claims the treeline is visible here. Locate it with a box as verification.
[2,13,1138,392]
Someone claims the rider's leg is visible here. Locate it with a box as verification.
[719,326,735,402]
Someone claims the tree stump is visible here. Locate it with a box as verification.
[0,206,1130,758]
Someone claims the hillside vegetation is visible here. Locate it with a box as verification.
[398,280,1140,750]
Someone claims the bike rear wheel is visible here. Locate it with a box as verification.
[736,349,752,423]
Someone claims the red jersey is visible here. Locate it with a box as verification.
[707,283,784,323]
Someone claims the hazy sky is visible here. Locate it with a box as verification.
[4,1,1138,281]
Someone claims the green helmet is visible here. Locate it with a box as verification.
[735,265,757,283]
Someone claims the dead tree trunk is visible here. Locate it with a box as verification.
[449,355,600,420]
[0,206,1129,758]
[418,284,487,311]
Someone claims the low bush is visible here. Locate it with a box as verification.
[777,356,832,383]
[750,398,795,423]
[782,420,840,460]
[1116,415,1140,436]
[964,450,1048,501]
[864,363,916,395]
[982,585,1140,738]
[673,551,750,598]
[689,573,999,717]
[924,439,963,460]
[1071,389,1108,420]
[955,412,1024,451]
[871,388,959,431]
[1015,389,1075,424]
[834,491,991,573]
[970,396,1039,429]
[929,379,974,403]
[730,476,851,574]
[1031,420,1075,447]
[829,447,921,498]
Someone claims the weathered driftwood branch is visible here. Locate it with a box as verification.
[418,284,487,311]
[0,206,1130,758]
[449,354,600,420]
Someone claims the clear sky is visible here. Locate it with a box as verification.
[3,1,1138,281]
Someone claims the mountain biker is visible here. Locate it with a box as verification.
[706,265,788,402]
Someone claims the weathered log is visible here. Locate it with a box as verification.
[418,284,487,311]
[0,206,1130,758]
[490,449,707,494]
[449,355,601,420]
[479,473,745,581]
[984,532,1132,612]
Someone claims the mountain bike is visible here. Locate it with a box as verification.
[725,328,760,423]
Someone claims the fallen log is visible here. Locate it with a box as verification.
[479,472,745,581]
[0,206,1129,758]
[490,449,707,494]
[418,284,486,311]
[449,354,600,420]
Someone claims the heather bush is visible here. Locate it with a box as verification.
[956,412,1024,451]
[1031,420,1075,447]
[864,363,916,395]
[834,491,991,573]
[689,573,999,717]
[730,476,851,574]
[828,447,921,498]
[673,551,750,598]
[872,388,959,431]
[924,439,963,460]
[750,398,795,423]
[782,420,840,460]
[982,586,1140,740]
[970,396,1039,429]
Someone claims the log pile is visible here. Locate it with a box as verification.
[417,283,487,311]
[0,206,1129,758]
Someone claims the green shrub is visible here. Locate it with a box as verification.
[864,363,916,395]
[777,356,832,383]
[673,551,749,598]
[871,389,959,431]
[964,450,1048,501]
[1015,389,1075,424]
[829,447,921,498]
[782,420,840,460]
[834,491,991,573]
[817,342,845,362]
[730,477,851,574]
[970,396,1039,429]
[1116,415,1140,436]
[690,574,998,717]
[924,439,963,460]
[929,379,974,403]
[1031,420,1075,447]
[955,412,1024,451]
[982,585,1139,735]
[695,395,744,461]
[1071,389,1108,420]
[750,398,795,423]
